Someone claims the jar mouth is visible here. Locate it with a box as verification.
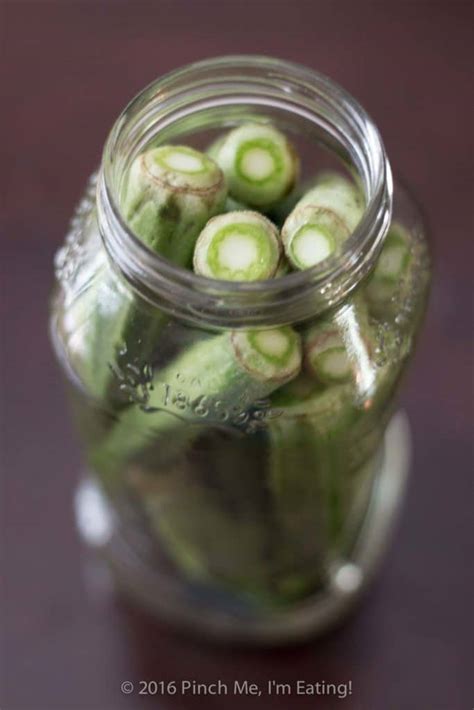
[97,55,392,328]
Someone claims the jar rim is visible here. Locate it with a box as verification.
[97,55,393,327]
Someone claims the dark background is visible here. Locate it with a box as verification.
[1,2,472,709]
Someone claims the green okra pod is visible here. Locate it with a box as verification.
[269,380,356,549]
[91,325,303,480]
[123,145,227,264]
[78,146,227,404]
[130,448,279,603]
[267,297,379,561]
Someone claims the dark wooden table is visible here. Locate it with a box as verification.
[2,2,472,709]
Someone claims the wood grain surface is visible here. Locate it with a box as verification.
[1,2,472,709]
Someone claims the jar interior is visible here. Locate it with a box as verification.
[96,59,393,326]
[116,100,372,214]
[121,108,360,201]
[51,61,433,639]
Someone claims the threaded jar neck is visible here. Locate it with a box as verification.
[97,55,393,329]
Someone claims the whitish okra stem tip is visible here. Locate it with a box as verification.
[232,326,302,383]
[305,327,353,384]
[212,123,299,208]
[139,145,225,192]
[193,211,281,281]
[282,206,349,269]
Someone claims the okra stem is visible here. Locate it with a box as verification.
[210,123,299,209]
[282,206,349,269]
[303,299,374,388]
[365,223,412,318]
[281,172,364,269]
[304,322,354,384]
[193,211,281,281]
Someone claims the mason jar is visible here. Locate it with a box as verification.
[50,56,430,643]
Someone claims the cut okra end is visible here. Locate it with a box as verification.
[304,325,353,385]
[366,223,412,304]
[282,206,349,269]
[232,326,302,384]
[135,145,225,193]
[211,123,299,209]
[193,211,281,281]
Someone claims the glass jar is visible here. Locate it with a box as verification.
[50,56,430,643]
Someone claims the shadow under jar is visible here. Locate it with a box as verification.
[50,56,430,644]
